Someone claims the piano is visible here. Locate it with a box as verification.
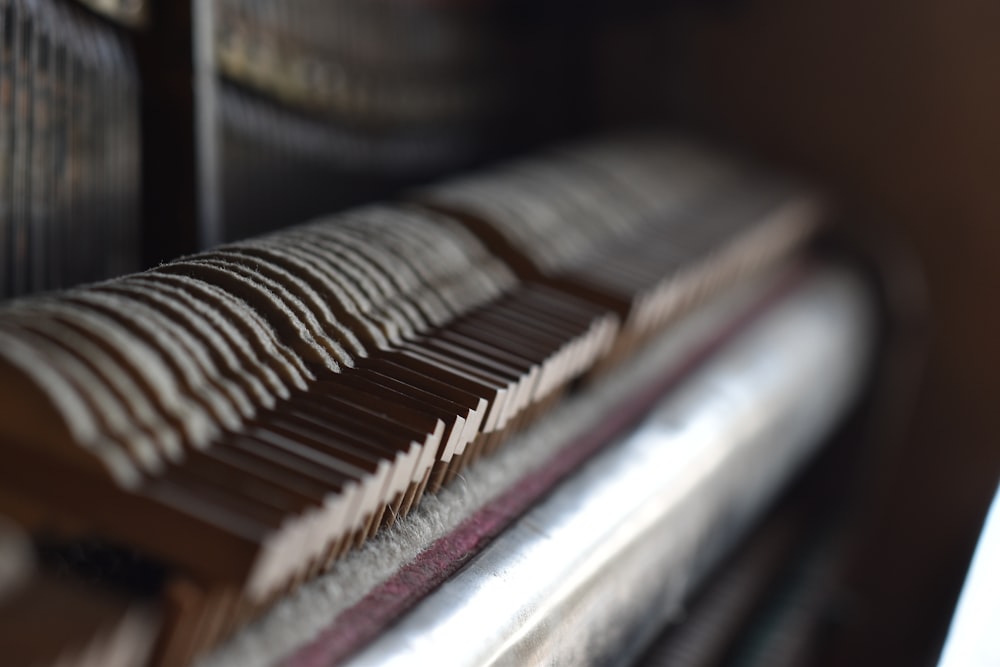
[0,1,892,666]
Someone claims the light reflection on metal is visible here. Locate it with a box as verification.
[75,0,148,28]
[343,265,875,667]
[938,483,1000,667]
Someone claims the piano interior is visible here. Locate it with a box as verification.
[0,1,997,666]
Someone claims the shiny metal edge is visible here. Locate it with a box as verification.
[938,482,1000,667]
[75,0,149,28]
[343,265,875,667]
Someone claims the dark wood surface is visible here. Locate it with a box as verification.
[596,2,1000,663]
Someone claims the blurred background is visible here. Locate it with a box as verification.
[634,3,1000,664]
[1,0,998,664]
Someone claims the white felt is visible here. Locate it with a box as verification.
[196,267,780,667]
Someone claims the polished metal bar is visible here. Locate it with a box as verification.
[938,482,1000,667]
[343,265,875,667]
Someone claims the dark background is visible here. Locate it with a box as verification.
[594,1,1000,663]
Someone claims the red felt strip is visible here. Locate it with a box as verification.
[284,262,809,667]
